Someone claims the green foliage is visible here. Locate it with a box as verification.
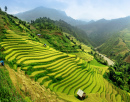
[0,29,7,42]
[0,45,6,60]
[9,59,17,68]
[91,52,108,65]
[25,66,33,75]
[104,61,130,92]
[90,59,107,67]
[55,20,91,46]
[32,17,91,47]
[24,97,31,102]
[98,29,130,62]
[79,17,130,47]
[0,67,24,102]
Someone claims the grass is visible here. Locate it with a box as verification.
[44,80,52,87]
[62,71,87,94]
[0,29,129,102]
[52,69,81,91]
[0,66,24,102]
[16,54,67,64]
[33,57,69,69]
[91,72,102,93]
[55,64,77,78]
[116,95,121,102]
[37,76,49,83]
[55,69,85,92]
[84,72,96,94]
[16,52,62,61]
[29,70,46,77]
[90,58,107,67]
[47,59,73,70]
[71,52,93,62]
[68,71,91,95]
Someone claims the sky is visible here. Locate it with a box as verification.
[1,0,130,21]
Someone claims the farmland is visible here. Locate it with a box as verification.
[0,29,129,102]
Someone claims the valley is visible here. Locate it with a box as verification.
[0,6,130,102]
[1,29,129,102]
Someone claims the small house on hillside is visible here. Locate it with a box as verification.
[77,89,86,100]
[37,34,41,36]
[37,34,43,38]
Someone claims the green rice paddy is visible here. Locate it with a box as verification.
[0,30,129,102]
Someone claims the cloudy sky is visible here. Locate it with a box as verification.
[0,0,130,21]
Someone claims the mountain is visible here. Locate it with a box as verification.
[78,16,130,46]
[30,17,92,47]
[97,28,130,62]
[15,6,87,26]
[54,19,92,46]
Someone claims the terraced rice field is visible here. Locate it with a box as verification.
[1,30,130,102]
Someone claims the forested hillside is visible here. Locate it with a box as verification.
[104,59,130,93]
[31,17,92,47]
[97,28,130,62]
[78,17,130,46]
[97,28,130,93]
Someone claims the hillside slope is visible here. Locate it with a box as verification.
[78,17,130,46]
[31,17,92,47]
[1,29,130,102]
[97,28,130,62]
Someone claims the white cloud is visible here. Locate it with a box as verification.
[60,0,130,20]
[1,0,130,20]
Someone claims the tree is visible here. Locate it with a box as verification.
[5,6,7,12]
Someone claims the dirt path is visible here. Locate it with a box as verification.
[5,64,65,102]
[96,51,114,66]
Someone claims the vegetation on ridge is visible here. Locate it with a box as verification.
[104,57,130,93]
[31,17,92,48]
[0,66,24,102]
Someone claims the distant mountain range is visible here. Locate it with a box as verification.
[78,17,130,46]
[15,6,87,26]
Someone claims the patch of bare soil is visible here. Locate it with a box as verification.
[125,55,130,63]
[5,64,65,102]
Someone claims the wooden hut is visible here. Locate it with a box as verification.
[37,34,43,38]
[77,89,86,100]
[37,34,41,36]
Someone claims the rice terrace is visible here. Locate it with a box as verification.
[0,1,130,102]
[0,29,129,102]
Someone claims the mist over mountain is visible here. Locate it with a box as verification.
[15,6,87,26]
[78,16,130,46]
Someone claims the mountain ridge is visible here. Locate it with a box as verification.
[78,16,130,46]
[15,6,87,26]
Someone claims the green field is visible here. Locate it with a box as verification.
[0,29,130,102]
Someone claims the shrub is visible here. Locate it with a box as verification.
[0,68,24,101]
